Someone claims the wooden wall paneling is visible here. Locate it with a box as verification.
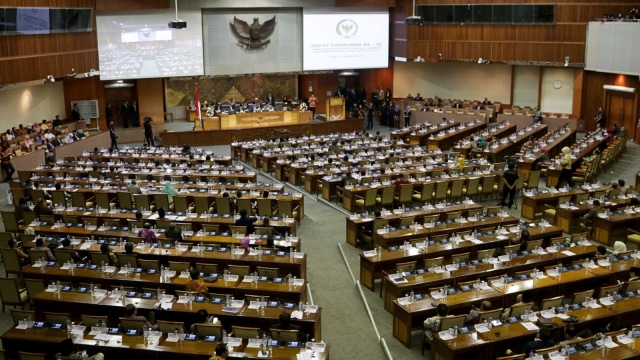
[95,0,169,11]
[358,66,394,102]
[63,77,106,127]
[137,78,166,133]
[572,69,584,120]
[2,0,95,7]
[298,73,340,116]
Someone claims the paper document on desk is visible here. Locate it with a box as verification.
[540,310,556,319]
[617,334,635,344]
[93,333,113,341]
[521,322,539,331]
[599,298,615,306]
[469,238,483,244]
[561,250,576,256]
[605,339,619,348]
[15,323,28,330]
[290,310,304,319]
[474,324,490,333]
[247,338,263,348]
[438,330,455,340]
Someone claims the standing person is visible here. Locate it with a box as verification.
[120,100,129,128]
[108,121,118,150]
[500,164,519,208]
[71,103,81,121]
[130,100,140,127]
[595,106,605,128]
[556,146,573,189]
[404,105,412,127]
[308,93,318,119]
[143,117,154,147]
[366,103,374,130]
[105,102,113,124]
[1,145,15,182]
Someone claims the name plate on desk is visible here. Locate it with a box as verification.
[242,276,258,283]
[223,274,239,282]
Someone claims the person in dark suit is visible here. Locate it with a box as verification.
[71,103,81,121]
[500,164,519,208]
[235,209,258,235]
[105,103,112,123]
[130,100,140,127]
[270,312,303,341]
[506,325,555,356]
[120,100,129,128]
[266,93,275,107]
[109,121,118,150]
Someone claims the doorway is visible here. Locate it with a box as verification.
[604,90,637,143]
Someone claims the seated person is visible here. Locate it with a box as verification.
[190,308,213,335]
[423,303,448,351]
[270,311,303,341]
[581,200,602,228]
[186,268,209,296]
[137,222,157,244]
[209,343,228,360]
[59,238,82,262]
[465,300,492,325]
[501,290,539,320]
[165,222,183,242]
[509,229,529,253]
[9,239,29,266]
[123,242,135,254]
[559,324,592,347]
[100,243,119,267]
[122,303,156,330]
[56,338,104,360]
[506,325,555,356]
[32,237,56,261]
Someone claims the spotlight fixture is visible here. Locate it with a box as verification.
[438,53,443,60]
[43,75,55,83]
[414,56,424,62]
[564,56,570,67]
[67,68,77,77]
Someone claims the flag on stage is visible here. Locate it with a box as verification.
[195,83,202,120]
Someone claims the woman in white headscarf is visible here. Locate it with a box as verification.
[556,146,573,189]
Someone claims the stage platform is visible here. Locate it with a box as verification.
[161,118,365,146]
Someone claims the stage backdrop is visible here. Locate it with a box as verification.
[203,8,302,76]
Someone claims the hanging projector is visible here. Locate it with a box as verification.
[405,16,423,25]
[168,0,186,29]
[168,20,187,29]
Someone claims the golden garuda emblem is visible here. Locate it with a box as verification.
[230,16,276,49]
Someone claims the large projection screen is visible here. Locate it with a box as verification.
[96,10,204,80]
[303,9,389,71]
[585,22,640,77]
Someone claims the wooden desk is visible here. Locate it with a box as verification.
[21,263,307,303]
[545,133,606,187]
[383,244,594,312]
[593,210,640,246]
[520,188,587,220]
[425,120,486,151]
[32,290,322,341]
[393,256,640,348]
[554,198,630,234]
[346,201,484,248]
[482,124,548,163]
[372,215,521,248]
[452,122,517,158]
[1,326,330,360]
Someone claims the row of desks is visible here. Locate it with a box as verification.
[359,223,564,291]
[21,261,308,303]
[434,275,640,359]
[394,255,640,347]
[21,237,307,279]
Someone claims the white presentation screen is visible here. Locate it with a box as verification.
[96,10,204,80]
[585,22,640,77]
[303,9,389,71]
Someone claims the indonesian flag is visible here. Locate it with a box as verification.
[195,83,201,120]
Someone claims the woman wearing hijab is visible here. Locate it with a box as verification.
[161,181,178,202]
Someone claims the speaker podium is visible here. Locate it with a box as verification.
[326,97,345,121]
